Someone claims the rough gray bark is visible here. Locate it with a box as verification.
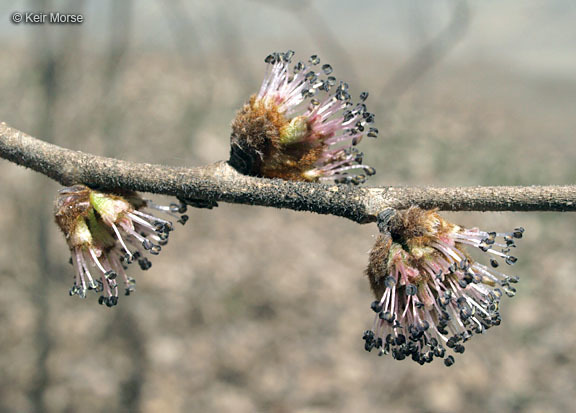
[1,122,575,223]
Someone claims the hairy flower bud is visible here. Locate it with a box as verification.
[55,185,188,307]
[363,207,524,366]
[230,50,378,184]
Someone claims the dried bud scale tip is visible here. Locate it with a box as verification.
[364,206,524,366]
[54,185,188,307]
[230,50,378,185]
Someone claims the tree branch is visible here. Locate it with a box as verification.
[1,122,575,224]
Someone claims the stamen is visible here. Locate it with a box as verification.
[365,207,523,365]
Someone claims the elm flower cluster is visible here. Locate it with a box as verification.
[54,185,188,307]
[363,207,523,366]
[230,50,378,184]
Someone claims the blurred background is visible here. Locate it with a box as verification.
[1,0,576,412]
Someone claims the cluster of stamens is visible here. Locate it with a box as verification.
[55,185,188,307]
[364,207,523,366]
[230,50,378,184]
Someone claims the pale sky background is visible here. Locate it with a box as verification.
[1,0,575,79]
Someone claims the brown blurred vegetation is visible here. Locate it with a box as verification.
[1,1,576,412]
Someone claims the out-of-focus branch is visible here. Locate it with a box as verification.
[378,0,471,113]
[2,122,576,224]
